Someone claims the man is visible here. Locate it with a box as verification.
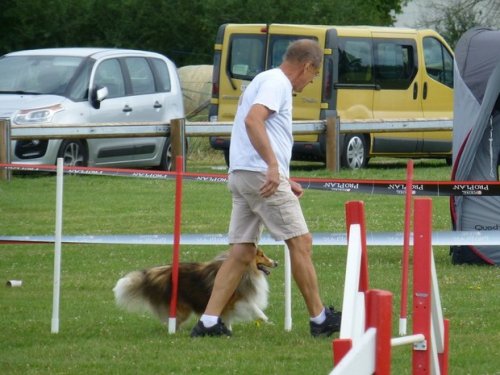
[191,39,341,337]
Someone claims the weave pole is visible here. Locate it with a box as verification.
[284,244,292,331]
[51,158,64,333]
[399,159,414,335]
[168,156,184,334]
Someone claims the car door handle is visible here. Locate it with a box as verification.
[153,101,162,109]
[423,82,428,100]
[413,82,418,100]
[122,105,132,113]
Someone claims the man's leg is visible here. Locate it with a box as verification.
[190,243,256,337]
[204,243,256,316]
[286,233,341,337]
[285,233,324,317]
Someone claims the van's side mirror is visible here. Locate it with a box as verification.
[90,86,109,109]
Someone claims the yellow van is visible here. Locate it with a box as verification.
[208,24,454,168]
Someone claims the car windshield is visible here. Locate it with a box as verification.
[0,55,84,95]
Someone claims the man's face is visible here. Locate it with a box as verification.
[293,62,320,93]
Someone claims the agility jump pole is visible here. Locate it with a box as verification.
[331,198,449,375]
[412,198,450,375]
[332,201,370,362]
[168,156,184,334]
[400,159,414,335]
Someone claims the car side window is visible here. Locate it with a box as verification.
[94,59,126,98]
[338,38,373,84]
[374,39,416,90]
[150,58,171,92]
[125,57,155,95]
[423,37,453,88]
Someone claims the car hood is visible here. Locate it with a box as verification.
[0,94,66,118]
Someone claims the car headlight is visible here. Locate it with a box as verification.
[14,104,63,125]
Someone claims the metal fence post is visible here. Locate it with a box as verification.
[0,119,11,181]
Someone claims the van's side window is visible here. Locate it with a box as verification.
[269,36,314,68]
[423,37,453,88]
[374,40,416,89]
[338,39,373,84]
[229,35,265,80]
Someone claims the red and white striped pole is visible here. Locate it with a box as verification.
[333,201,369,365]
[345,201,369,293]
[412,198,432,374]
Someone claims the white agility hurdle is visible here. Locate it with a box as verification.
[330,199,450,375]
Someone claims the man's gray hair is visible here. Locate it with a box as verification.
[284,39,323,69]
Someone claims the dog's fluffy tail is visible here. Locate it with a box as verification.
[113,266,170,318]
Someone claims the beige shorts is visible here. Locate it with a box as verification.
[228,170,309,244]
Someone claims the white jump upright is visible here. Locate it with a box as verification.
[51,158,64,334]
[330,198,450,375]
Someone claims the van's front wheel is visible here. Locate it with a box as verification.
[341,134,368,169]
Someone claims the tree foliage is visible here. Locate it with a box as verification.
[0,0,406,66]
[415,0,500,48]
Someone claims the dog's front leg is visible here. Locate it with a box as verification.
[251,304,269,323]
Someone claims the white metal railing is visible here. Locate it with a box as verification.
[6,118,452,139]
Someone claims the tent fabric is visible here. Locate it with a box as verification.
[451,27,500,265]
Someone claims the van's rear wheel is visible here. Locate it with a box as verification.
[58,140,88,167]
[341,134,368,169]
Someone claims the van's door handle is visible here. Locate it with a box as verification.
[413,83,418,100]
[122,105,132,113]
[423,82,428,100]
[153,101,162,109]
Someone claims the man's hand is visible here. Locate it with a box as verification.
[260,165,280,197]
[289,179,304,198]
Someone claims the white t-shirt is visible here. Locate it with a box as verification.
[228,68,293,178]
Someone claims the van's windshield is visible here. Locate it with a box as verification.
[0,55,84,96]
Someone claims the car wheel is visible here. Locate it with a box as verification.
[341,134,368,169]
[160,139,173,171]
[159,139,189,171]
[58,140,88,166]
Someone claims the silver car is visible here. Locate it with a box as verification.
[0,48,184,170]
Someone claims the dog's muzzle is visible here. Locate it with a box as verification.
[257,261,278,276]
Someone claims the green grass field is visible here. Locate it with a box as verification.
[1,153,499,374]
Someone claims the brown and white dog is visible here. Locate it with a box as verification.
[113,248,278,329]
